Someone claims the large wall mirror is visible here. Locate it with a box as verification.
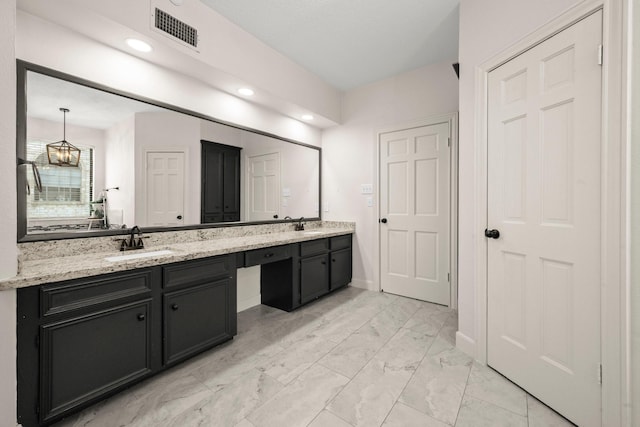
[16,61,321,241]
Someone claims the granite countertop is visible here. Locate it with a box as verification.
[0,227,354,290]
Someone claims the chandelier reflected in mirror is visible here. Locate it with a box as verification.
[46,107,81,167]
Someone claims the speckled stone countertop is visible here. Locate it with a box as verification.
[1,222,355,290]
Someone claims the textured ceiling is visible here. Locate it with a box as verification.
[199,0,459,90]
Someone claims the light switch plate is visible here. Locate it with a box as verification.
[367,197,373,207]
[361,184,373,194]
[282,188,291,197]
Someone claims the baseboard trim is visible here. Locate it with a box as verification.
[350,278,378,291]
[456,331,477,359]
[237,294,261,313]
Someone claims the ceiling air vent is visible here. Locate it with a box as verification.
[154,8,198,48]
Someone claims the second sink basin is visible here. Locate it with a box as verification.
[105,249,173,262]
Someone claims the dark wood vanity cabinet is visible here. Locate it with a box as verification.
[201,140,241,223]
[259,235,353,311]
[15,236,351,426]
[17,254,236,427]
[17,269,159,427]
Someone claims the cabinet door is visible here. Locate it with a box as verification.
[40,300,152,423]
[201,143,224,218]
[164,278,233,365]
[223,148,241,218]
[300,254,329,304]
[330,248,352,290]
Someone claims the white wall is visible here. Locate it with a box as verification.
[322,62,459,290]
[105,115,135,227]
[630,0,639,422]
[456,0,584,353]
[0,1,17,425]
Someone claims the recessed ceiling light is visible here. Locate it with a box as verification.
[238,88,254,96]
[301,114,314,121]
[126,38,153,53]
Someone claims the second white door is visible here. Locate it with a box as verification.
[146,151,185,226]
[379,122,451,305]
[487,11,603,427]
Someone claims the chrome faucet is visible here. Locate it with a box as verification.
[120,225,145,251]
[295,217,305,231]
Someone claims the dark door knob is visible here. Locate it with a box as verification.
[380,218,388,224]
[273,214,279,219]
[484,229,500,239]
[177,215,183,220]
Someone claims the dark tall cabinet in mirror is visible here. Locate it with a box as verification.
[201,141,241,223]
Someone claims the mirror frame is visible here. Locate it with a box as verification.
[16,60,322,242]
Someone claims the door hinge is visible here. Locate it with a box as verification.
[447,137,451,147]
[597,363,602,385]
[447,273,450,282]
[597,44,603,65]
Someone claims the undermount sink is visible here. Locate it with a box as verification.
[105,249,173,262]
[303,231,324,235]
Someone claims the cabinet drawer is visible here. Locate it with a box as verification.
[245,245,291,267]
[40,299,152,423]
[223,213,240,222]
[41,270,152,317]
[300,239,328,257]
[203,214,223,223]
[163,256,232,289]
[330,234,352,251]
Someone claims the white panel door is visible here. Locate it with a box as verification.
[146,152,185,226]
[380,122,450,305]
[248,152,280,221]
[487,11,602,427]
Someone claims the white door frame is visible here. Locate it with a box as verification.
[471,1,629,425]
[374,112,459,309]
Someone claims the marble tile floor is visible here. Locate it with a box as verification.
[54,287,575,427]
